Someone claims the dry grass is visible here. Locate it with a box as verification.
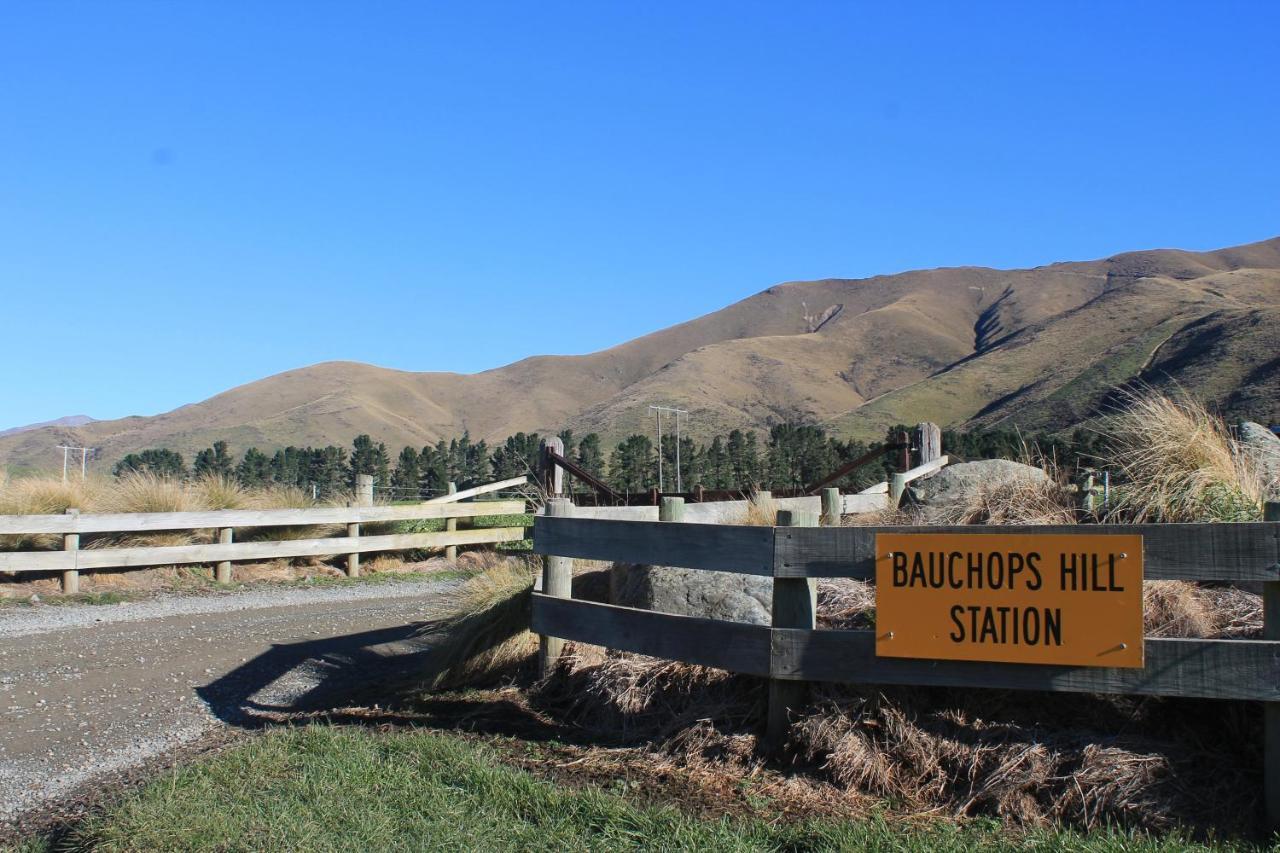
[413,554,539,690]
[527,649,1260,834]
[0,472,330,552]
[94,471,200,514]
[790,686,1256,832]
[0,473,104,549]
[1103,388,1265,522]
[734,490,780,526]
[924,471,1077,525]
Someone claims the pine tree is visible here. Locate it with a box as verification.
[193,440,234,479]
[703,436,730,488]
[309,446,348,498]
[235,448,271,487]
[608,434,655,492]
[114,449,187,478]
[392,446,421,497]
[726,429,761,489]
[576,433,604,478]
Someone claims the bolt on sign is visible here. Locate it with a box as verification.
[875,533,1144,668]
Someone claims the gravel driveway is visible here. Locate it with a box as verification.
[0,578,459,827]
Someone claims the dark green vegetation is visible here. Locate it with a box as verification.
[111,421,1109,501]
[23,726,1249,852]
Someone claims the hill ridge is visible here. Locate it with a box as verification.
[2,236,1276,473]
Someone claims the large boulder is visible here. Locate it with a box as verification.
[1240,422,1280,495]
[904,459,1052,523]
[609,564,772,626]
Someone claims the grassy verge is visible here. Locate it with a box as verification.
[24,727,1251,852]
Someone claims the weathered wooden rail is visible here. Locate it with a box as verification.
[532,499,1280,825]
[0,498,527,591]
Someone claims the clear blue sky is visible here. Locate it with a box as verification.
[1,2,1277,429]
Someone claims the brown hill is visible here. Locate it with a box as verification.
[3,236,1278,473]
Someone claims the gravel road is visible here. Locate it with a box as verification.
[0,578,459,827]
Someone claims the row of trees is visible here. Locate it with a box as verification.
[113,423,1108,500]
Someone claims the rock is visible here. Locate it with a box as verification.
[1239,422,1280,494]
[609,564,772,626]
[904,459,1050,523]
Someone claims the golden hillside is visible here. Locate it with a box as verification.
[3,236,1277,472]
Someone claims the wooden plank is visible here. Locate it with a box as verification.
[841,493,886,514]
[0,527,525,572]
[858,482,889,495]
[900,455,949,484]
[530,594,772,678]
[774,522,1280,581]
[772,629,1280,700]
[424,476,527,504]
[533,516,774,574]
[0,499,526,535]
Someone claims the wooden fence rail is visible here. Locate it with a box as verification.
[1,497,528,590]
[532,500,1280,825]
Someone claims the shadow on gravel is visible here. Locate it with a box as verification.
[196,620,446,728]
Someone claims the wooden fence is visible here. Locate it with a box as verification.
[532,498,1280,825]
[0,486,528,592]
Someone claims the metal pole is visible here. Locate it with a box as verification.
[675,410,682,492]
[62,447,69,482]
[80,448,88,480]
[655,408,663,492]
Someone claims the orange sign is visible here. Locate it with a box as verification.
[875,533,1143,668]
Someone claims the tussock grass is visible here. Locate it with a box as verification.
[413,553,539,690]
[1104,389,1265,522]
[0,473,330,552]
[733,490,779,526]
[94,471,200,514]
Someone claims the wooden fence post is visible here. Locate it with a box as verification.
[768,508,818,749]
[216,527,233,584]
[445,482,458,561]
[345,474,374,578]
[541,437,564,497]
[889,472,908,507]
[346,516,361,578]
[916,422,941,465]
[1265,499,1280,828]
[820,488,841,526]
[61,509,80,594]
[538,497,575,677]
[356,474,374,507]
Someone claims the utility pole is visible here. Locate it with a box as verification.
[56,445,92,482]
[648,405,688,492]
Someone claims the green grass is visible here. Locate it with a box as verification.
[0,590,141,608]
[25,727,1260,852]
[274,568,474,590]
[391,512,533,552]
